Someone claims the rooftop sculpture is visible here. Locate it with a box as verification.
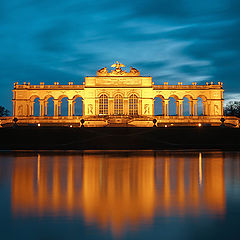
[97,61,140,76]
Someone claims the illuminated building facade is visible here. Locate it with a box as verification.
[6,61,238,127]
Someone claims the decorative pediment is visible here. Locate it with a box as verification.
[97,61,140,76]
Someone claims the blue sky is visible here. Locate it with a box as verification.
[1,0,240,112]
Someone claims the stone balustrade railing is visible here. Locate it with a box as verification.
[153,84,223,90]
[14,84,85,90]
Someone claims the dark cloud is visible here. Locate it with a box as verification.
[35,22,77,53]
[0,0,240,113]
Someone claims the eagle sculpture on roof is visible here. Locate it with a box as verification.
[97,62,140,76]
[111,61,125,71]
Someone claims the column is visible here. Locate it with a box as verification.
[109,98,114,115]
[164,99,169,116]
[72,101,75,116]
[58,101,61,116]
[162,101,165,116]
[208,102,211,116]
[193,100,198,116]
[44,101,48,116]
[53,99,59,116]
[26,102,30,116]
[39,100,45,117]
[221,100,224,116]
[178,99,183,116]
[13,100,16,117]
[95,99,99,116]
[176,101,179,116]
[139,99,142,115]
[189,101,193,116]
[123,98,128,115]
[152,99,155,116]
[203,101,207,116]
[68,99,73,117]
[29,101,34,116]
[82,100,85,116]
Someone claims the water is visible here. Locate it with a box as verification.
[0,151,239,240]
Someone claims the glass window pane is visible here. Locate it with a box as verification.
[114,94,123,115]
[129,94,138,115]
[99,94,108,115]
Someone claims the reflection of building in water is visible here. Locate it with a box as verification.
[12,155,83,216]
[81,153,155,234]
[12,152,225,234]
[154,152,225,216]
[203,153,225,214]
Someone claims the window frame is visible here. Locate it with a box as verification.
[99,94,108,115]
[129,94,138,115]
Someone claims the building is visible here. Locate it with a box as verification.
[5,61,239,127]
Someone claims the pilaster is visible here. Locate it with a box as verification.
[53,99,59,116]
[68,99,73,117]
[164,99,169,116]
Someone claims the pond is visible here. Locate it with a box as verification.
[0,151,239,240]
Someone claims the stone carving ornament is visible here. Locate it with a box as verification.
[97,61,140,76]
[88,104,93,115]
[144,104,150,114]
[17,105,23,116]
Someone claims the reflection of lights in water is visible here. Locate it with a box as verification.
[37,153,40,184]
[11,152,226,235]
[198,152,203,186]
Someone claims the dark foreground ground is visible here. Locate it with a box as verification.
[0,126,239,150]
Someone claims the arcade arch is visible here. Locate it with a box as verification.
[73,96,83,116]
[60,97,69,116]
[168,95,179,116]
[33,97,40,117]
[152,94,209,117]
[46,97,54,116]
[182,95,193,116]
[197,95,207,116]
[154,95,164,116]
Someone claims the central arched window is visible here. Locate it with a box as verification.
[129,94,138,115]
[99,94,108,115]
[114,94,123,115]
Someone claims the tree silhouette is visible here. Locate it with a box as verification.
[0,106,10,117]
[224,101,240,118]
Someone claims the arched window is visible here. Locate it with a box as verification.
[99,94,108,115]
[60,97,69,116]
[46,97,54,116]
[168,96,178,116]
[73,97,83,116]
[197,96,204,116]
[114,94,123,115]
[154,96,164,116]
[129,94,138,115]
[33,97,40,116]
